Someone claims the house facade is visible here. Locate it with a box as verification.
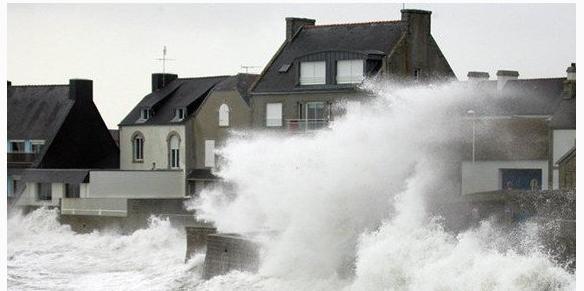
[249,9,456,132]
[460,63,576,195]
[57,73,257,227]
[7,79,119,208]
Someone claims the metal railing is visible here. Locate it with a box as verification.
[7,153,37,166]
[286,119,330,133]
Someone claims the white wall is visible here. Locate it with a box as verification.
[15,182,64,207]
[461,160,548,195]
[88,170,186,198]
[552,129,576,189]
[119,125,186,171]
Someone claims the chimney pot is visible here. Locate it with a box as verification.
[69,79,93,102]
[285,17,315,41]
[152,73,178,92]
[496,70,519,90]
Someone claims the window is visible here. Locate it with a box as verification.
[266,103,283,127]
[336,60,364,84]
[300,61,326,85]
[31,140,45,154]
[205,140,215,167]
[132,133,144,161]
[141,108,150,120]
[414,68,421,80]
[9,140,25,153]
[37,183,52,201]
[169,135,180,169]
[65,183,80,198]
[176,108,185,120]
[219,104,230,127]
[501,169,542,191]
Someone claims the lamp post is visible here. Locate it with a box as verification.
[467,110,476,164]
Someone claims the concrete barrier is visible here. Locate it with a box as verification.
[202,233,260,279]
[185,226,217,262]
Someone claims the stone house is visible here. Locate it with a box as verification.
[249,9,456,132]
[57,73,257,227]
[7,79,119,208]
[460,63,576,195]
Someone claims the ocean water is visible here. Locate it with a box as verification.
[8,81,575,290]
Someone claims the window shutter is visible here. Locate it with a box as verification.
[219,104,230,127]
[25,140,32,153]
[205,140,215,167]
[300,61,326,85]
[266,103,283,127]
[337,59,364,84]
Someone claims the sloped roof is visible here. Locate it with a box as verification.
[20,168,90,184]
[213,73,259,104]
[7,85,73,140]
[252,21,407,93]
[119,76,229,126]
[462,78,567,117]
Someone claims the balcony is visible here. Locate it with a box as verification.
[7,153,37,168]
[286,119,330,133]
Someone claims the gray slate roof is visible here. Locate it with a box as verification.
[550,97,576,129]
[252,21,407,93]
[20,169,90,184]
[213,73,259,104]
[120,76,229,126]
[462,78,569,117]
[7,85,73,140]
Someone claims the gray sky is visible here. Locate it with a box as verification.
[8,3,575,128]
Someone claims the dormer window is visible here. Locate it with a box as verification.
[175,108,185,121]
[300,61,326,85]
[336,59,364,84]
[141,108,151,120]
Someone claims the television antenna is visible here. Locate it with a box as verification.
[155,46,175,74]
[241,65,261,73]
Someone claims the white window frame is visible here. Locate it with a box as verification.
[219,104,230,127]
[169,135,180,169]
[266,103,283,127]
[176,108,185,120]
[141,109,150,120]
[133,135,144,162]
[336,59,364,84]
[9,140,25,153]
[300,61,326,85]
[205,140,216,168]
[31,140,45,154]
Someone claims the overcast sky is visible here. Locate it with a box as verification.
[8,3,575,128]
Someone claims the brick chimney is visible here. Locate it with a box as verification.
[566,63,575,81]
[152,73,178,92]
[69,79,93,102]
[7,81,11,87]
[496,70,519,91]
[285,17,315,41]
[467,71,489,82]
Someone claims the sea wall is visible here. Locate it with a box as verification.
[185,226,217,262]
[202,233,260,279]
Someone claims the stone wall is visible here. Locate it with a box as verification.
[202,234,260,279]
[185,226,217,262]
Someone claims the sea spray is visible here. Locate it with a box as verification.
[7,208,204,290]
[190,80,575,290]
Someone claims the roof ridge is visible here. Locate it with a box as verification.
[177,75,231,81]
[9,84,69,87]
[508,77,566,81]
[305,20,403,29]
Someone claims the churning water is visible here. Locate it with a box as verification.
[8,82,576,290]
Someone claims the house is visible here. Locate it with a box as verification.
[460,63,576,195]
[249,9,456,132]
[57,72,257,229]
[7,79,119,208]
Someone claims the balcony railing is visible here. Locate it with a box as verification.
[7,153,37,167]
[286,119,330,133]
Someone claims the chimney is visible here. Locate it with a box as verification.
[69,79,93,102]
[496,70,519,91]
[286,17,315,41]
[566,63,576,81]
[467,71,489,82]
[563,63,576,99]
[152,73,178,92]
[401,9,432,80]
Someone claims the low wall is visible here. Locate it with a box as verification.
[88,170,185,198]
[202,234,260,279]
[185,226,217,262]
